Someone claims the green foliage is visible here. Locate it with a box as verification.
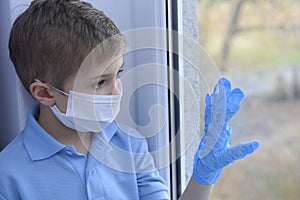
[197,0,300,72]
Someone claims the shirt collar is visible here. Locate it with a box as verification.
[23,105,118,161]
[88,121,118,169]
[100,121,118,142]
[23,105,66,161]
[89,121,118,155]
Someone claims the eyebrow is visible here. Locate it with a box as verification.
[98,61,125,78]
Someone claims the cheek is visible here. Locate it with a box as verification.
[55,94,69,113]
[112,84,121,95]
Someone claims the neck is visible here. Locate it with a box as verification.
[38,104,93,156]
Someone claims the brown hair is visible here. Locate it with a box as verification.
[9,0,126,92]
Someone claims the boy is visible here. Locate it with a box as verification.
[0,0,259,199]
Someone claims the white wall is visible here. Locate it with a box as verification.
[0,0,36,150]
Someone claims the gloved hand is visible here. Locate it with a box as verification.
[193,77,260,184]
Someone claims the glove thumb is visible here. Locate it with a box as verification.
[218,141,260,167]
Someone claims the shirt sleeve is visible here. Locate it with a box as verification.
[0,193,7,200]
[134,138,170,200]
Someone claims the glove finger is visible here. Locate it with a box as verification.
[225,88,244,122]
[210,91,226,126]
[204,94,212,122]
[220,77,232,95]
[230,88,244,104]
[228,88,244,110]
[214,126,232,151]
[210,79,228,123]
[200,125,230,158]
[204,94,212,133]
[205,93,211,106]
[217,141,260,167]
[212,77,230,97]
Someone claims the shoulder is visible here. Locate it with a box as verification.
[118,123,148,143]
[117,123,144,138]
[107,123,149,153]
[0,104,39,161]
[0,131,30,176]
[0,132,30,196]
[0,132,25,161]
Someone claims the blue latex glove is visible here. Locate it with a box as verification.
[193,77,260,184]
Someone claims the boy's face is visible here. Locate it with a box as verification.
[54,55,124,113]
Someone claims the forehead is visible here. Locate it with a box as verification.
[79,53,123,78]
[89,56,123,77]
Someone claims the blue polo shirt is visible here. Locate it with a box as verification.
[0,106,169,200]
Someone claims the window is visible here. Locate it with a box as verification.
[196,1,300,199]
[171,0,300,199]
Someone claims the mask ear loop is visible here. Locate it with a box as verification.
[34,79,69,96]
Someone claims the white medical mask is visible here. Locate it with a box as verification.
[35,79,122,133]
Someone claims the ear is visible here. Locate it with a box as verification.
[29,81,56,106]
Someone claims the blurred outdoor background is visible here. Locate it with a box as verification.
[196,0,300,199]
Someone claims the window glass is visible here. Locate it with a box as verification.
[194,1,300,199]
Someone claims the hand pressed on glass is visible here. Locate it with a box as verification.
[193,77,260,184]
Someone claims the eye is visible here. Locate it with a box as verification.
[96,80,105,89]
[117,68,124,78]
